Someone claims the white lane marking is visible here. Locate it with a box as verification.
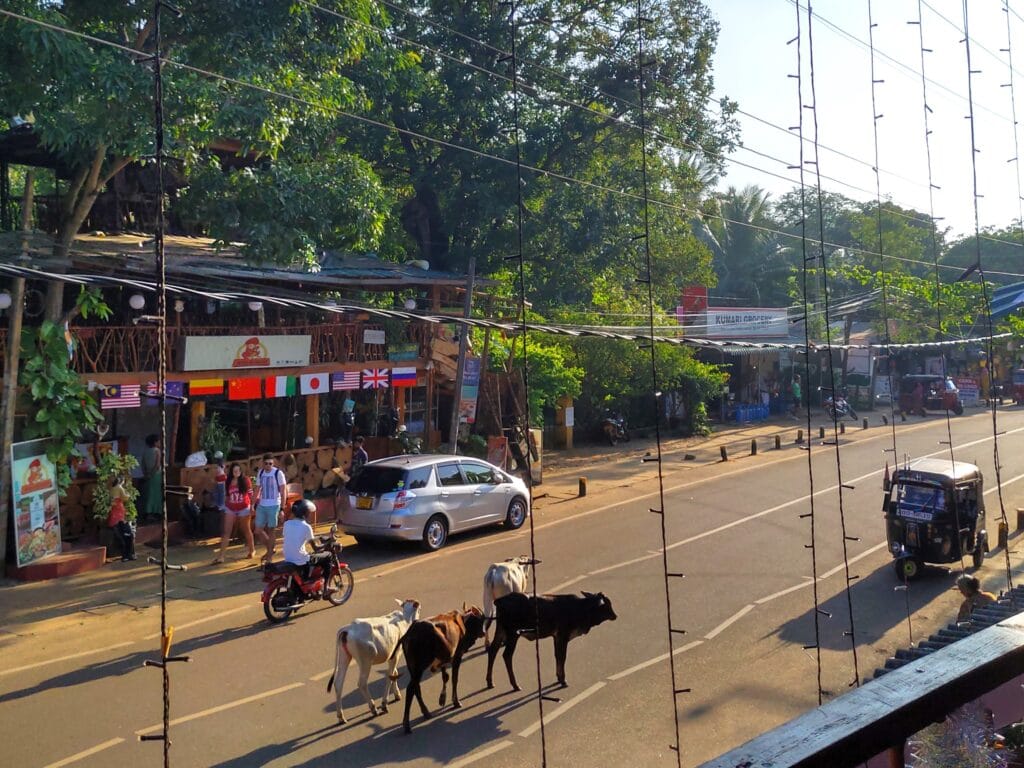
[446,740,515,768]
[309,668,334,682]
[41,738,125,768]
[589,553,659,575]
[704,604,756,640]
[608,640,704,681]
[0,641,135,677]
[135,682,305,735]
[141,605,250,640]
[548,575,587,592]
[518,681,606,738]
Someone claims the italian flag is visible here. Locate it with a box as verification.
[265,375,297,398]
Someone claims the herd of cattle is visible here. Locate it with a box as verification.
[326,556,618,734]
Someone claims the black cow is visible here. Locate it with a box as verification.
[399,606,486,733]
[485,591,617,691]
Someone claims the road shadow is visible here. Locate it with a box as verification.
[770,561,957,652]
[0,619,269,705]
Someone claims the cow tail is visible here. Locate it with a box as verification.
[327,629,348,692]
[389,625,412,663]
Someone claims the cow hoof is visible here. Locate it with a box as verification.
[403,725,412,735]
[558,681,568,689]
[486,681,494,690]
[511,685,522,692]
[337,714,347,724]
[452,701,463,709]
[423,711,433,720]
[438,695,447,707]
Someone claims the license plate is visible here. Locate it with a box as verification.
[898,507,933,522]
[356,496,373,510]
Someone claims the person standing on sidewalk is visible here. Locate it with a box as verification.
[213,462,256,564]
[140,434,163,522]
[790,374,802,419]
[254,454,286,565]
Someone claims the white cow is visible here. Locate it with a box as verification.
[483,557,539,647]
[327,598,421,723]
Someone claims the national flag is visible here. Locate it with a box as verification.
[228,377,263,401]
[391,367,417,388]
[362,368,389,389]
[300,373,330,395]
[101,384,141,410]
[145,381,185,407]
[331,371,361,391]
[265,375,296,398]
[190,378,224,397]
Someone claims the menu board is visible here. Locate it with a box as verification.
[10,439,62,567]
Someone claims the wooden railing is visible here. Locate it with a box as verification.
[55,322,433,376]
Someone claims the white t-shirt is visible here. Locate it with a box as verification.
[257,468,285,507]
[282,518,314,565]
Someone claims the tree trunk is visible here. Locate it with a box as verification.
[0,170,34,572]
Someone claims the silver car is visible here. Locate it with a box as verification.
[340,454,531,551]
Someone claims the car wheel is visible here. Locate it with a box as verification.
[422,515,449,552]
[505,497,528,530]
[953,403,964,416]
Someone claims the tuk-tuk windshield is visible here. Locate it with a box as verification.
[896,483,945,520]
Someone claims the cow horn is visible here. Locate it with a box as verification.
[462,601,469,612]
[581,590,593,597]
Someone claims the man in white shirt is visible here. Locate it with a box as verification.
[282,499,331,593]
[254,453,287,565]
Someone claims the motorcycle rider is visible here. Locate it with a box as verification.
[282,499,332,597]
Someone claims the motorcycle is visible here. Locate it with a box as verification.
[822,389,858,421]
[261,524,354,623]
[601,411,630,445]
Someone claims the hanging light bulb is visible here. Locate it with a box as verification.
[404,298,417,311]
[247,301,263,312]
[0,291,12,310]
[129,294,146,310]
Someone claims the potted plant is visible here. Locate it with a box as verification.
[200,412,238,461]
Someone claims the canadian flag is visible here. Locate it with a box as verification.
[300,373,329,395]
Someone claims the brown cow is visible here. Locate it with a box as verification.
[397,605,486,734]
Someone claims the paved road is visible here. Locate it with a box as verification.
[5,410,1024,768]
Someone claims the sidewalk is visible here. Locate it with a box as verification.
[0,411,901,641]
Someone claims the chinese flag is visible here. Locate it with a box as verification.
[228,377,262,400]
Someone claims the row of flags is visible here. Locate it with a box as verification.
[99,368,417,409]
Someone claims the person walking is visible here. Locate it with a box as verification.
[789,374,802,419]
[253,454,286,566]
[213,462,256,564]
[140,434,163,522]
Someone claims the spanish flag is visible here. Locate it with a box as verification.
[189,379,224,397]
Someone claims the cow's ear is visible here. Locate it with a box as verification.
[395,598,402,607]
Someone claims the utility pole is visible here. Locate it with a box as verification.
[448,257,475,454]
[0,170,33,573]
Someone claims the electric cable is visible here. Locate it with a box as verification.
[791,0,826,706]
[805,0,861,690]
[961,0,1016,597]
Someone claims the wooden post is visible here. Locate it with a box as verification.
[448,257,475,453]
[774,435,782,450]
[189,399,206,453]
[863,417,869,430]
[750,438,757,456]
[306,393,320,447]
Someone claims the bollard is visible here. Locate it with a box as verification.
[840,422,846,435]
[819,426,826,439]
[578,477,587,498]
[720,445,729,461]
[883,415,889,425]
[1018,508,1024,531]
[796,429,804,444]
[774,434,781,450]
[999,520,1009,550]
[863,417,869,430]
[751,438,757,456]
[683,453,696,461]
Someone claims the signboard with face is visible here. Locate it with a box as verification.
[180,335,311,371]
[11,439,62,568]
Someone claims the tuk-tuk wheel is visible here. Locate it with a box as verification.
[894,557,921,581]
[953,404,964,416]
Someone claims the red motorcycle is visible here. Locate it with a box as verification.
[261,524,354,623]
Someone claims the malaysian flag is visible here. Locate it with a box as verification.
[101,384,141,409]
[361,368,389,389]
[332,371,360,391]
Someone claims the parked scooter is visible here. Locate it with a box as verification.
[822,388,858,421]
[601,411,630,445]
[261,524,354,623]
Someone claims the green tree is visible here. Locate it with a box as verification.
[943,224,1024,286]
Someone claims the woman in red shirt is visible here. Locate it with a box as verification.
[213,463,256,563]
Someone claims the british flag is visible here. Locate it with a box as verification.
[361,368,389,389]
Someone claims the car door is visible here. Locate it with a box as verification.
[433,462,472,531]
[459,460,508,526]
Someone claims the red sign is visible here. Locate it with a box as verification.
[678,286,708,324]
[232,337,271,368]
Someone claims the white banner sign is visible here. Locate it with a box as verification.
[181,335,311,371]
[703,307,789,339]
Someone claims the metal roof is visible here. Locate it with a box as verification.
[893,457,982,483]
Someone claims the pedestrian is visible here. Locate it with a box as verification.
[253,453,286,566]
[213,462,256,564]
[956,574,997,623]
[106,473,136,561]
[351,436,369,478]
[140,434,163,522]
[789,375,802,419]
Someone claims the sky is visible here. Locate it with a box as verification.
[709,0,1024,239]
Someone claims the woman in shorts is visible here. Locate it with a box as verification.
[213,463,256,563]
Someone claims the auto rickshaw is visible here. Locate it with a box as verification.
[1013,368,1024,404]
[883,457,987,580]
[896,374,964,416]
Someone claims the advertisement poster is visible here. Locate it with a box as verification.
[955,376,980,407]
[11,439,62,567]
[181,335,311,371]
[458,358,482,425]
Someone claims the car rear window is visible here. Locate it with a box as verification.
[350,466,409,495]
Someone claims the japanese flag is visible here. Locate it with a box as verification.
[300,373,329,395]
